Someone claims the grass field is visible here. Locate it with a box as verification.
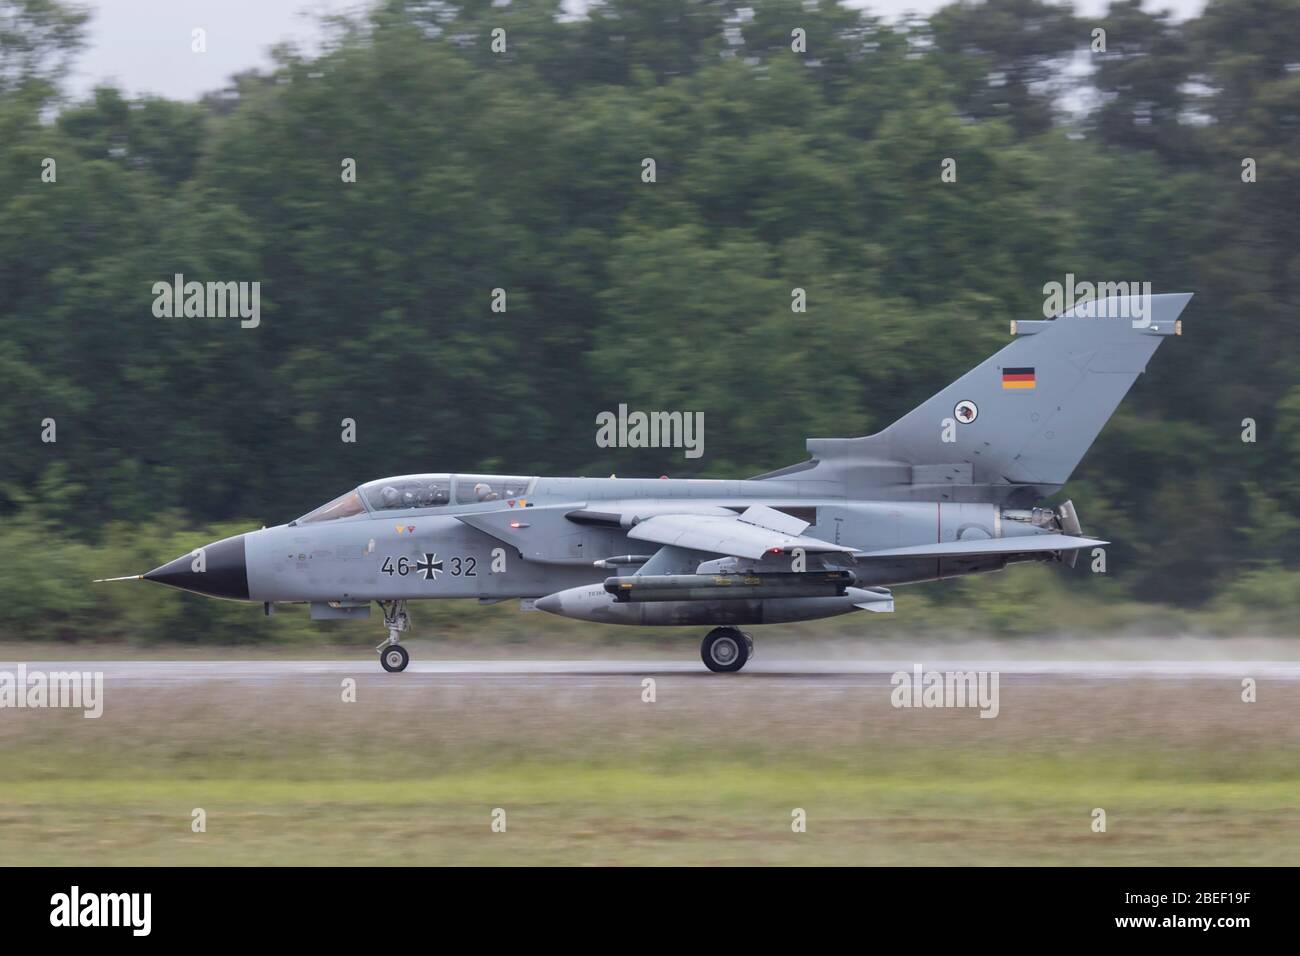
[2,658,1297,865]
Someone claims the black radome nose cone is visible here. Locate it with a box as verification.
[145,534,249,600]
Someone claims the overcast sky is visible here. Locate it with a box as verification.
[68,0,1208,102]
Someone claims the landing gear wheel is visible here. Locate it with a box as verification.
[380,644,409,673]
[742,631,754,660]
[701,627,749,673]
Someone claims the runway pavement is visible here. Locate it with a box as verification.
[3,657,1298,684]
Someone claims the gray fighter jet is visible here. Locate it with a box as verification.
[109,294,1190,672]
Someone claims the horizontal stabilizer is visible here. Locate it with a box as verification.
[856,600,895,613]
[854,533,1106,560]
[852,586,895,613]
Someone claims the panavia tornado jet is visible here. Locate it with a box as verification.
[107,294,1190,672]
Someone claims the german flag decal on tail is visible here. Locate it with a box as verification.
[1002,367,1036,390]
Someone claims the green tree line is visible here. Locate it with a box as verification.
[1,0,1297,640]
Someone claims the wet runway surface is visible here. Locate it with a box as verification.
[3,657,1297,684]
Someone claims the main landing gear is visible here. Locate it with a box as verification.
[377,599,411,673]
[701,627,754,673]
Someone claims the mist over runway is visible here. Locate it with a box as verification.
[6,656,1299,685]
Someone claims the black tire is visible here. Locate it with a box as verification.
[380,644,409,673]
[742,631,754,659]
[701,628,749,673]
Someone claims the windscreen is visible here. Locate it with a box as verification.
[297,489,367,523]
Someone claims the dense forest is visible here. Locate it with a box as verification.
[1,0,1297,641]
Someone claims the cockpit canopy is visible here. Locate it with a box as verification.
[363,475,451,511]
[295,473,534,524]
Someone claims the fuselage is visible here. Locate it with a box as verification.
[144,472,1052,626]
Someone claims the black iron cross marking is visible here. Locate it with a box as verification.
[415,553,443,581]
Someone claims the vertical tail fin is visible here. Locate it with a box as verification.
[780,293,1191,503]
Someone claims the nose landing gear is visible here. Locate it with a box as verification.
[701,627,753,673]
[376,600,411,672]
